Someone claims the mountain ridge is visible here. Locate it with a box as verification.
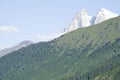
[0,40,33,57]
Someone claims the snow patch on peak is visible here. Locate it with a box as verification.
[94,8,119,24]
[64,9,92,32]
[64,8,119,33]
[78,9,88,15]
[100,8,109,12]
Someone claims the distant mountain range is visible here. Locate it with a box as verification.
[64,8,119,32]
[0,40,33,57]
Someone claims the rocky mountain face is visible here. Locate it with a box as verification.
[0,40,33,57]
[64,8,119,32]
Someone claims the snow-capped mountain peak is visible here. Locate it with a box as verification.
[64,8,119,33]
[64,9,92,32]
[94,8,119,24]
[78,9,88,16]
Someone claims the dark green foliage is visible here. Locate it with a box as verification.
[0,17,120,80]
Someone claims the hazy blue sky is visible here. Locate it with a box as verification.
[0,0,120,49]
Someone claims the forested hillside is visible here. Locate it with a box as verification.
[0,17,120,80]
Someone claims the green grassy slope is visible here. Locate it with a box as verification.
[0,17,120,80]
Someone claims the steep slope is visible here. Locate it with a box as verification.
[0,40,33,57]
[64,8,119,33]
[94,8,118,24]
[0,17,120,80]
[64,9,92,32]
